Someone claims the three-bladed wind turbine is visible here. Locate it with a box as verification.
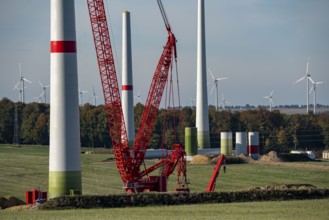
[293,58,311,114]
[208,69,228,110]
[79,89,88,106]
[308,77,327,114]
[39,81,50,103]
[91,86,99,106]
[13,64,32,103]
[264,90,274,112]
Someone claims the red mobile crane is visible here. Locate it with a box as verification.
[87,0,189,193]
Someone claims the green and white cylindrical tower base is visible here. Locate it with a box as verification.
[49,171,82,197]
[185,127,198,156]
[197,131,210,149]
[49,0,82,199]
[221,132,233,155]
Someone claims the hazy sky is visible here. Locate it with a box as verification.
[1,0,328,107]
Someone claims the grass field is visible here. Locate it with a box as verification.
[2,199,329,220]
[1,144,329,219]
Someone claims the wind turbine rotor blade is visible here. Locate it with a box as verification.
[39,81,44,87]
[264,96,269,99]
[306,57,310,74]
[315,81,325,85]
[309,86,314,95]
[308,77,315,84]
[216,77,228,81]
[13,82,20,90]
[208,69,215,80]
[19,64,22,79]
[293,76,306,84]
[270,90,274,96]
[23,77,32,83]
[210,85,215,95]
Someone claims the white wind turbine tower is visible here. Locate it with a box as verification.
[293,58,311,114]
[308,77,327,114]
[208,69,228,111]
[264,90,274,112]
[39,81,50,103]
[79,89,88,106]
[13,64,32,103]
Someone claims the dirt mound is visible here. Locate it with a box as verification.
[190,155,213,165]
[0,196,25,209]
[247,184,316,191]
[259,151,285,162]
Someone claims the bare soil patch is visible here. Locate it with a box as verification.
[0,196,25,209]
[190,155,213,165]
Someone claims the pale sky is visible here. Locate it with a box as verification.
[1,0,328,107]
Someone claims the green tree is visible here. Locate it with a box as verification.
[0,98,15,143]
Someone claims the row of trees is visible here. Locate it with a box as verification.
[0,98,328,153]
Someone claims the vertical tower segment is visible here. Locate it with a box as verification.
[122,10,135,148]
[49,0,82,198]
[196,0,210,149]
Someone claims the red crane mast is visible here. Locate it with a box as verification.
[87,0,189,193]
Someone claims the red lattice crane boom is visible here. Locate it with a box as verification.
[86,0,133,182]
[87,0,189,193]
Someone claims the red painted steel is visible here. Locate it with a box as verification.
[206,155,225,192]
[87,0,189,193]
[50,41,77,53]
[87,0,132,182]
[122,85,133,90]
[248,145,259,154]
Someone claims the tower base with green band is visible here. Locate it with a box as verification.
[197,130,210,149]
[49,171,82,199]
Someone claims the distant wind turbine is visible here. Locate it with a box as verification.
[308,77,327,114]
[13,64,32,103]
[79,89,88,106]
[293,58,311,114]
[208,68,228,111]
[264,90,274,112]
[39,81,50,103]
[91,86,99,106]
[221,94,230,110]
[14,85,28,102]
[134,90,141,104]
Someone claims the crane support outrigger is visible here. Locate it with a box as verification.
[87,0,189,193]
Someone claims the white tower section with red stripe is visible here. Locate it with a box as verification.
[122,10,135,148]
[196,0,210,149]
[49,0,82,198]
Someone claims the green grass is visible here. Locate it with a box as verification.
[2,199,329,220]
[1,144,329,201]
[1,144,329,219]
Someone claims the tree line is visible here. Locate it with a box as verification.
[0,97,328,153]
